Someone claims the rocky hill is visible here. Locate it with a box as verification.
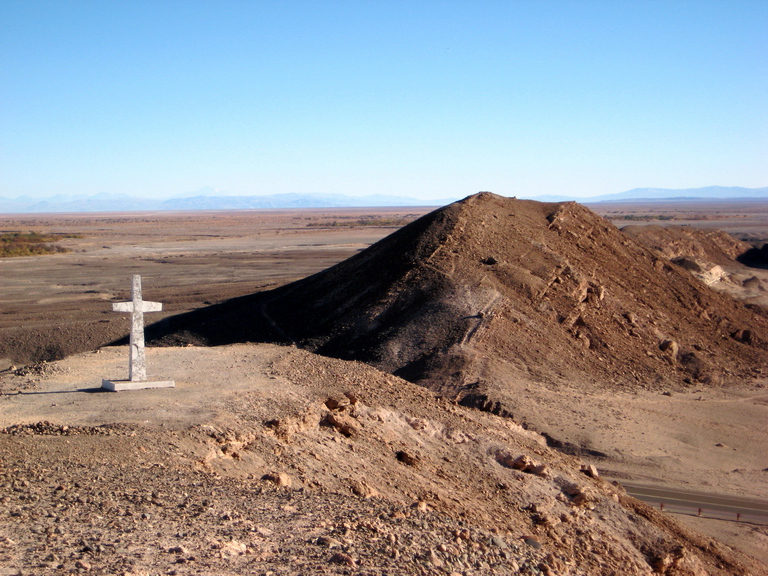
[153,193,768,415]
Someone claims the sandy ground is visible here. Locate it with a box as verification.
[590,199,768,245]
[503,373,768,562]
[0,208,428,365]
[0,208,428,309]
[503,377,768,499]
[0,345,284,430]
[3,344,583,576]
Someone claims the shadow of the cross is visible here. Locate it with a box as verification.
[3,387,110,396]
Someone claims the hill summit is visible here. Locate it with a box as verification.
[155,192,768,406]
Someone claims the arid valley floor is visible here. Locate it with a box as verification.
[1,198,768,575]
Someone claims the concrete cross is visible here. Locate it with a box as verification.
[112,274,162,381]
[102,275,174,391]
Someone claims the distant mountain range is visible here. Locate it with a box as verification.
[0,192,459,214]
[537,186,768,203]
[0,186,766,213]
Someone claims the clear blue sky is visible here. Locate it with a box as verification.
[1,0,766,200]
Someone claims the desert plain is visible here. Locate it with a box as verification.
[1,198,767,575]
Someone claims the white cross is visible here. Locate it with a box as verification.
[112,274,162,381]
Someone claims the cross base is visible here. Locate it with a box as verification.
[101,379,175,392]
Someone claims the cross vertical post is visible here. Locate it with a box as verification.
[129,274,146,380]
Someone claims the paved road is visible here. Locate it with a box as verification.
[609,480,768,525]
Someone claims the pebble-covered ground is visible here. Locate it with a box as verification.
[1,424,554,576]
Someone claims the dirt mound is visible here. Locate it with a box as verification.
[153,193,768,403]
[1,344,763,575]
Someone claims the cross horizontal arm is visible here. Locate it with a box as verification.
[112,301,163,313]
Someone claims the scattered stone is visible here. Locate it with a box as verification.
[561,482,596,506]
[395,450,419,467]
[522,536,542,549]
[427,548,443,567]
[659,339,679,360]
[731,329,753,344]
[1,422,122,437]
[329,551,356,566]
[495,451,544,475]
[316,536,343,548]
[350,478,379,499]
[324,395,350,411]
[218,540,247,556]
[262,472,292,487]
[322,412,358,438]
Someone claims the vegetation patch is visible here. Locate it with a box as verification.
[0,232,80,257]
[608,214,676,221]
[607,213,744,222]
[306,216,417,228]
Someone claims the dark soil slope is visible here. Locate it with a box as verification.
[152,193,768,402]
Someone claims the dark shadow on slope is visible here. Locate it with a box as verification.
[737,244,768,269]
[112,291,287,348]
[126,202,465,384]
